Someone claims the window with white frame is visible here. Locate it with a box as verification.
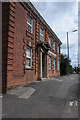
[40,28,44,42]
[58,60,59,70]
[26,47,32,68]
[57,46,59,54]
[49,37,51,47]
[27,15,33,34]
[53,58,56,70]
[49,56,51,70]
[53,42,55,51]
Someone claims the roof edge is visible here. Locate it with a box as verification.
[21,2,62,45]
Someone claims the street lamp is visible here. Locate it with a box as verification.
[72,30,78,32]
[67,29,77,75]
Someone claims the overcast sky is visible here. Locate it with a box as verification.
[32,2,78,67]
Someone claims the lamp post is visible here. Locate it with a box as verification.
[67,32,69,59]
[67,30,77,75]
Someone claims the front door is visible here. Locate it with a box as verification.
[42,52,47,78]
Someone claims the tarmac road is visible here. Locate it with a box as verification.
[2,74,79,118]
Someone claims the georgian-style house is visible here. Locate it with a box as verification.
[2,2,62,93]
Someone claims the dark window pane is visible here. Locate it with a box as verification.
[40,28,44,41]
[27,47,31,57]
[26,58,31,67]
[27,15,33,34]
[27,16,32,24]
[27,24,31,33]
[49,56,51,69]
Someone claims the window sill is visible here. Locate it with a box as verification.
[49,69,51,71]
[25,67,34,70]
[26,30,33,36]
[40,40,44,42]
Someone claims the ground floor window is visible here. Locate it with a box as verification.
[58,60,59,70]
[49,56,51,70]
[26,46,32,68]
[53,58,56,70]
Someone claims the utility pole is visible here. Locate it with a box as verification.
[67,32,69,75]
[67,30,77,75]
[67,32,69,59]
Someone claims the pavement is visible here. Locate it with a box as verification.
[2,74,79,118]
[8,87,35,99]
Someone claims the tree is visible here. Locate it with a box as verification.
[60,54,73,76]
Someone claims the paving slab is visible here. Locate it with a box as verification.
[8,87,35,99]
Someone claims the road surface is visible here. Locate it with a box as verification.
[2,74,79,118]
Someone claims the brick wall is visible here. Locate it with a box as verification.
[2,2,10,93]
[36,20,40,79]
[2,2,61,93]
[3,3,37,92]
[46,32,60,78]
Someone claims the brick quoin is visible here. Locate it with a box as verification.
[2,2,62,93]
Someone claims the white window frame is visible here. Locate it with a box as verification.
[49,56,51,70]
[53,42,55,51]
[27,15,33,34]
[26,47,32,68]
[40,28,44,42]
[57,46,59,54]
[49,37,51,47]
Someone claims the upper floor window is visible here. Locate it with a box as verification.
[53,42,55,51]
[57,46,59,54]
[58,60,59,70]
[49,56,51,70]
[53,58,56,70]
[27,15,33,34]
[49,37,51,47]
[26,46,32,68]
[40,28,44,42]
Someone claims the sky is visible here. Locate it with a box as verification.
[32,1,78,67]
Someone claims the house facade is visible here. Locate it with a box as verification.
[2,2,62,93]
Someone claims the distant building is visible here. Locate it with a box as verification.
[2,2,62,93]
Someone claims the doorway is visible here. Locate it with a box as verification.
[42,52,47,78]
[42,53,45,77]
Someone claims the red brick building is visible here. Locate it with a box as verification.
[2,2,62,93]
